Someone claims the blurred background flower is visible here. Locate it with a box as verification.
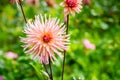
[83,39,96,50]
[5,51,18,59]
[9,0,14,4]
[0,76,3,80]
[45,0,56,7]
[26,0,39,6]
[83,0,91,5]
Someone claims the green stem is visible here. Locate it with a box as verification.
[49,58,53,80]
[61,15,69,80]
[43,63,51,78]
[18,0,27,23]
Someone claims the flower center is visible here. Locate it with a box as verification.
[43,34,52,43]
[66,0,76,8]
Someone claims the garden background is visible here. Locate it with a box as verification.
[0,0,120,80]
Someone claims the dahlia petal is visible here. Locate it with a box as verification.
[50,47,63,58]
[64,8,69,16]
[51,43,63,51]
[70,9,75,16]
[60,2,66,7]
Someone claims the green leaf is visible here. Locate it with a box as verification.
[30,63,48,80]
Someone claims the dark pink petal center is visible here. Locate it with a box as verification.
[66,0,76,8]
[43,35,51,43]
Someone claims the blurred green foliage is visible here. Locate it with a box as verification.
[0,0,120,80]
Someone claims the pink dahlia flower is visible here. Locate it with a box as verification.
[60,0,82,16]
[5,51,18,59]
[21,14,69,64]
[83,39,96,50]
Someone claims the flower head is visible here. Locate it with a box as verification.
[60,0,82,16]
[21,14,69,64]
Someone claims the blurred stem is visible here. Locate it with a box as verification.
[49,58,53,80]
[61,15,69,80]
[18,0,27,23]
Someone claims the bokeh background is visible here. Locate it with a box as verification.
[0,0,120,80]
